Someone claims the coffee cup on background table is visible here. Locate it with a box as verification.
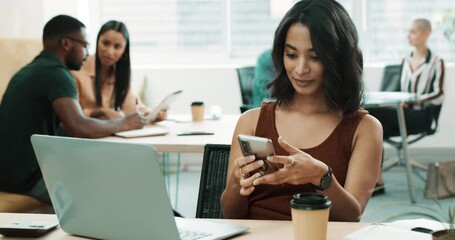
[191,101,205,122]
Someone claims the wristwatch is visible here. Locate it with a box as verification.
[313,166,333,191]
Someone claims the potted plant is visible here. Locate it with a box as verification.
[436,10,455,46]
[430,204,454,240]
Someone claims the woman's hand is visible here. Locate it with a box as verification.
[233,155,265,196]
[154,109,168,122]
[252,136,328,187]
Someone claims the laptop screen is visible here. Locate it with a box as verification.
[31,135,247,240]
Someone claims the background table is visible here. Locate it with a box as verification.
[100,114,239,153]
[100,114,240,208]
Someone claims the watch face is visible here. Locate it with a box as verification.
[315,167,333,191]
[321,174,332,190]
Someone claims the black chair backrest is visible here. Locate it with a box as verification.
[410,104,442,136]
[381,104,442,148]
[196,144,231,219]
[380,64,402,92]
[236,66,255,106]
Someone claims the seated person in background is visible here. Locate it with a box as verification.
[368,18,445,190]
[402,18,444,107]
[0,15,144,213]
[370,18,444,136]
[252,48,274,107]
[71,20,166,121]
[221,0,383,222]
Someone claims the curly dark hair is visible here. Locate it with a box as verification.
[268,0,363,114]
[94,20,131,111]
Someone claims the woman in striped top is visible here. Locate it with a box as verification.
[401,18,445,106]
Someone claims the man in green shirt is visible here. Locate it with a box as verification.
[0,15,144,212]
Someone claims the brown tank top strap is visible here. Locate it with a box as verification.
[343,108,368,135]
[255,101,278,137]
[334,108,368,155]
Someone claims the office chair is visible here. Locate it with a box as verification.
[196,144,230,219]
[236,66,255,113]
[372,64,443,169]
[379,64,402,92]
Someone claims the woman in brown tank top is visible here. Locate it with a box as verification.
[221,0,383,222]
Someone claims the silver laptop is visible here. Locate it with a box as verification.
[31,134,248,240]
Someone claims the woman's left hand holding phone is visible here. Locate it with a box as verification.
[234,155,266,196]
[252,136,328,187]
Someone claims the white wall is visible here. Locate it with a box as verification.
[0,0,43,38]
[1,0,454,151]
[131,65,242,116]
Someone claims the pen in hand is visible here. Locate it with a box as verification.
[136,98,147,124]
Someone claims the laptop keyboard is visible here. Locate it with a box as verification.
[178,228,212,240]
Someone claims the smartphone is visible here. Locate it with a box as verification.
[0,221,59,238]
[237,134,275,175]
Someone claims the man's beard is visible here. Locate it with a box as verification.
[66,48,84,70]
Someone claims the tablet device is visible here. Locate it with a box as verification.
[146,90,183,122]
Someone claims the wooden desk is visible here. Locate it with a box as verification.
[100,114,239,153]
[363,92,419,203]
[0,213,369,240]
[215,219,368,240]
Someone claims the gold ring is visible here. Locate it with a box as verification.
[239,168,247,178]
[285,157,294,167]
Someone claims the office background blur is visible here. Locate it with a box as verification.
[1,0,455,159]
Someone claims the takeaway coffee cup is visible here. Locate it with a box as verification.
[290,193,331,240]
[191,101,205,122]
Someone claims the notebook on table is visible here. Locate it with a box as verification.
[114,125,169,138]
[31,135,248,240]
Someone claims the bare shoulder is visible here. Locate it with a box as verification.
[234,107,261,135]
[70,69,83,81]
[357,113,383,135]
[82,55,96,72]
[73,55,95,77]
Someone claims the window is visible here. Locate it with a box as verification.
[94,0,455,64]
[363,0,455,63]
[97,0,292,64]
[230,0,283,58]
